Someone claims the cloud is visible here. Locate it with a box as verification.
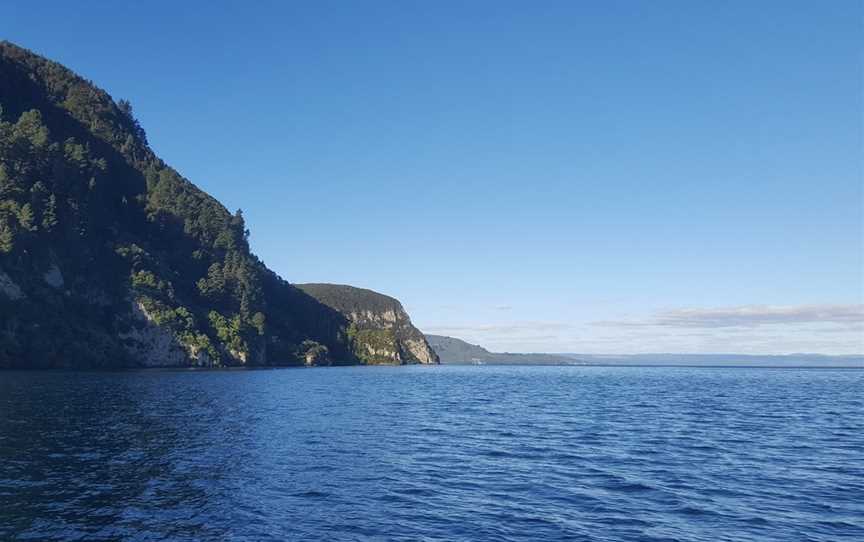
[494,305,513,311]
[595,304,864,329]
[420,304,864,355]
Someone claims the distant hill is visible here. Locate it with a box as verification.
[426,335,864,367]
[297,284,438,365]
[425,335,584,365]
[573,353,864,368]
[425,334,493,362]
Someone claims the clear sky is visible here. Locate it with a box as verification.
[3,1,862,354]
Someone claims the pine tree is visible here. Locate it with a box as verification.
[18,203,35,232]
[42,194,58,231]
[251,312,266,335]
[14,110,49,147]
[0,221,13,253]
[0,164,10,198]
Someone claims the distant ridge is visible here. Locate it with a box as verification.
[425,335,587,365]
[426,335,864,367]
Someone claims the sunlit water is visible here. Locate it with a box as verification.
[0,366,862,541]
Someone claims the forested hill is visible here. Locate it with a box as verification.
[425,335,494,362]
[426,335,581,364]
[297,284,438,364]
[0,41,425,368]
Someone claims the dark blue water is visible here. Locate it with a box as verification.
[0,366,862,541]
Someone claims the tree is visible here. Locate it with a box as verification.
[197,262,226,299]
[232,208,250,242]
[251,312,266,335]
[14,110,49,147]
[117,98,147,145]
[0,164,11,198]
[117,99,133,117]
[17,203,35,231]
[42,194,58,231]
[0,221,13,253]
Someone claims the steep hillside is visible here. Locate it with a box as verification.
[298,284,438,364]
[0,41,414,368]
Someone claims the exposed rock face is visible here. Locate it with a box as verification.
[0,271,24,301]
[43,264,64,289]
[120,300,196,367]
[403,337,438,364]
[297,284,439,365]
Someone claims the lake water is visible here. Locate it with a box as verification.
[0,366,862,541]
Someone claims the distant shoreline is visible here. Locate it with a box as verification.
[438,363,864,369]
[1,363,862,372]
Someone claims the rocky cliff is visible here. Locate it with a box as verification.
[297,284,439,365]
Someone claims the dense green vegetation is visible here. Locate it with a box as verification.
[298,284,439,364]
[347,325,399,364]
[0,41,439,368]
[0,41,375,368]
[298,283,408,316]
[0,41,440,368]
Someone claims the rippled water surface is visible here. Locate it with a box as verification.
[0,366,862,541]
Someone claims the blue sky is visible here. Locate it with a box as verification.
[4,1,862,354]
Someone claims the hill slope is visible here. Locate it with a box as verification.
[425,334,494,362]
[0,42,419,368]
[426,335,581,364]
[298,284,438,364]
